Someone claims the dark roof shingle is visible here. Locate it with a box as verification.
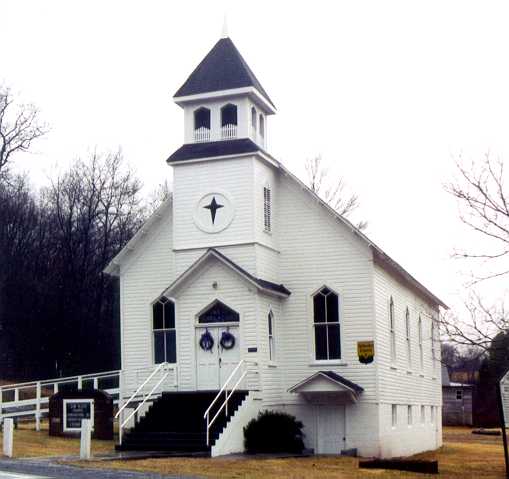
[167,138,261,163]
[174,37,275,108]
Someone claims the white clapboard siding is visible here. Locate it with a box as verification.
[274,174,377,404]
[373,263,442,456]
[173,157,255,250]
[120,206,174,394]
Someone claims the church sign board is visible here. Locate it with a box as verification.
[357,341,375,364]
[63,399,94,432]
[49,389,113,439]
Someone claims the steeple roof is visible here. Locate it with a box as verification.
[173,37,275,109]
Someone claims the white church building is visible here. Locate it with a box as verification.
[106,31,446,458]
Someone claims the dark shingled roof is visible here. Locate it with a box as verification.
[167,138,261,163]
[174,37,275,108]
[209,248,291,296]
[321,371,365,394]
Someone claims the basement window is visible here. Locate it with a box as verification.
[153,296,176,364]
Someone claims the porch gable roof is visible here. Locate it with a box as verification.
[288,371,364,396]
[163,248,291,298]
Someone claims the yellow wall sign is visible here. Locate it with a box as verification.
[357,341,375,364]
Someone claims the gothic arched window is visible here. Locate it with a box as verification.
[313,287,340,360]
[251,107,257,131]
[389,296,396,362]
[153,296,176,364]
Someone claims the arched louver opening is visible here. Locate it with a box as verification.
[259,114,265,138]
[193,107,211,142]
[221,103,238,139]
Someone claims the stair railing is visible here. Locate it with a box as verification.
[116,362,173,444]
[120,370,169,429]
[115,361,169,420]
[203,359,253,446]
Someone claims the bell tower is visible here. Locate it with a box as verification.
[168,32,279,281]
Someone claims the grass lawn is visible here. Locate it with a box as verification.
[1,425,506,477]
[72,427,506,478]
[0,420,114,458]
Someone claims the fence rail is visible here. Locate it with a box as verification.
[0,370,120,430]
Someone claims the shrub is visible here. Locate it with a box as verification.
[244,410,305,454]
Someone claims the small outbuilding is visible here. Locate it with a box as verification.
[442,366,473,426]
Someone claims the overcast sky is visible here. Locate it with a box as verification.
[3,0,509,312]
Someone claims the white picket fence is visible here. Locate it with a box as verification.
[0,370,120,430]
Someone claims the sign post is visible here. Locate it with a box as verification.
[2,418,13,458]
[80,419,91,460]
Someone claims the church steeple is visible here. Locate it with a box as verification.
[171,35,275,152]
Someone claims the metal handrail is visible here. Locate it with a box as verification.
[208,371,247,432]
[115,362,169,419]
[203,360,244,420]
[121,371,169,428]
[204,359,255,446]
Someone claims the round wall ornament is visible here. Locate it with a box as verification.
[193,191,235,234]
[199,329,214,352]
[220,330,236,350]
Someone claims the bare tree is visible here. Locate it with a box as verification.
[0,86,48,179]
[305,155,367,229]
[442,154,509,350]
[446,154,509,284]
[145,179,172,216]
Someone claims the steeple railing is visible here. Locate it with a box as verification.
[194,127,210,143]
[221,124,237,140]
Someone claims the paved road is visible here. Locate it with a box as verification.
[0,458,201,479]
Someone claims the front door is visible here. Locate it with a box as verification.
[317,405,346,454]
[195,300,241,390]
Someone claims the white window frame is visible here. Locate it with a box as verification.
[263,185,272,233]
[152,296,177,365]
[431,318,437,372]
[408,405,412,426]
[268,309,276,363]
[430,405,435,424]
[418,315,424,371]
[421,405,425,424]
[312,286,342,362]
[392,404,397,428]
[389,297,396,363]
[405,307,411,368]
